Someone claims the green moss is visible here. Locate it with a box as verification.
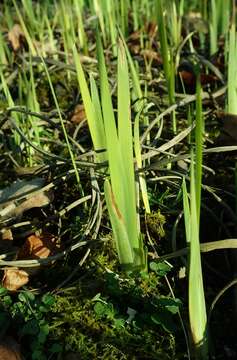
[47,255,178,359]
[0,98,8,111]
[49,290,176,359]
[146,211,166,238]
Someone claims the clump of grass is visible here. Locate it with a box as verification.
[73,34,146,272]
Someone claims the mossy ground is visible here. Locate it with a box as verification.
[47,244,183,360]
[0,235,186,359]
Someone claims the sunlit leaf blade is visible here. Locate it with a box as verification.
[182,178,190,244]
[189,158,208,357]
[73,45,106,163]
[134,111,150,213]
[195,76,203,225]
[119,30,150,213]
[117,39,139,249]
[183,154,208,358]
[227,23,237,115]
[96,33,126,217]
[104,179,134,266]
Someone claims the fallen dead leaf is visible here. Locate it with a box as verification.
[13,190,54,218]
[1,229,13,241]
[0,337,22,360]
[70,104,86,125]
[33,39,57,54]
[17,233,60,276]
[0,228,14,252]
[8,24,25,52]
[177,61,218,94]
[141,49,162,65]
[17,233,60,260]
[1,234,60,291]
[0,178,54,220]
[128,30,142,55]
[145,21,157,38]
[2,268,29,292]
[0,178,45,203]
